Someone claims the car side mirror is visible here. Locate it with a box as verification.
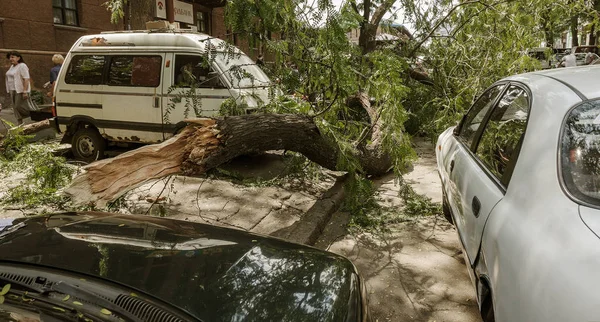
[453,114,466,136]
[453,126,460,136]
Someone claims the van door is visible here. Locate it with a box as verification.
[102,54,165,143]
[56,54,106,129]
[164,53,231,134]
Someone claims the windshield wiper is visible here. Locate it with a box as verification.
[0,275,142,322]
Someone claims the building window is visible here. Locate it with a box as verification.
[53,0,79,26]
[196,11,209,33]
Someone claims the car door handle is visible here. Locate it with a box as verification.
[153,96,160,108]
[472,196,481,218]
[450,160,455,173]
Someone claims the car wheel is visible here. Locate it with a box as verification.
[72,127,105,163]
[442,195,454,225]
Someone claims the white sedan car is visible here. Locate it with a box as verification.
[436,65,600,322]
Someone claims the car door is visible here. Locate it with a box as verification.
[165,53,232,131]
[449,84,531,265]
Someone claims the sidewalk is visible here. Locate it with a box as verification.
[318,138,480,322]
[111,153,348,246]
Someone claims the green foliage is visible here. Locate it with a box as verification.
[0,121,32,160]
[219,98,247,116]
[1,144,75,208]
[344,174,442,230]
[403,0,586,138]
[164,84,204,124]
[30,90,46,105]
[103,0,128,24]
[398,181,442,218]
[343,174,382,227]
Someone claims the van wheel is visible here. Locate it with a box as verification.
[72,127,105,163]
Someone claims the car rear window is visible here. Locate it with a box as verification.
[561,100,600,206]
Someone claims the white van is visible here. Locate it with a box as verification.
[52,30,271,162]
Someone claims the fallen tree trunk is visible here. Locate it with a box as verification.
[67,113,393,207]
[0,119,51,141]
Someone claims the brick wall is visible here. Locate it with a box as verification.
[0,0,121,106]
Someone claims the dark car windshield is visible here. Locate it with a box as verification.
[561,99,600,206]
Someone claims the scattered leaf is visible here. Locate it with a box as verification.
[0,284,10,296]
[118,224,125,227]
[73,301,83,306]
[100,308,112,315]
[130,292,138,297]
[62,295,70,301]
[252,240,257,243]
[53,307,66,312]
[0,295,4,304]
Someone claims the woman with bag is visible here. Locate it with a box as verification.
[5,51,37,125]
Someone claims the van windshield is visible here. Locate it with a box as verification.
[213,53,271,89]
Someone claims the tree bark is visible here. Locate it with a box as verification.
[571,15,579,47]
[359,0,396,54]
[66,114,392,206]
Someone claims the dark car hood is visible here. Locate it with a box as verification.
[0,212,360,322]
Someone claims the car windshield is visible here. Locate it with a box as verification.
[561,99,600,206]
[213,52,271,88]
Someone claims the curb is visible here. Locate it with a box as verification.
[273,173,348,245]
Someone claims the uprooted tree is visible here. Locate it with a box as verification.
[64,0,586,207]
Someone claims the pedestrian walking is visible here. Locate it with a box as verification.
[46,54,64,97]
[4,51,37,125]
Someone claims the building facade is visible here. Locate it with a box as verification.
[1,0,123,105]
[0,0,239,107]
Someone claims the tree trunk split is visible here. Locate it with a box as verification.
[66,113,393,207]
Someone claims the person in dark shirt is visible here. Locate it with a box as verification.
[47,54,64,97]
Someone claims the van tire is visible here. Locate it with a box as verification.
[72,127,105,163]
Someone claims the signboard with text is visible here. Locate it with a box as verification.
[155,0,194,25]
[174,0,194,24]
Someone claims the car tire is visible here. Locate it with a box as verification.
[442,195,454,225]
[72,127,105,163]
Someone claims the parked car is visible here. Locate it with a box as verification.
[43,29,272,162]
[572,45,600,55]
[436,65,600,321]
[0,212,370,322]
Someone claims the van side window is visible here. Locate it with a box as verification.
[65,55,105,85]
[108,56,162,87]
[174,55,224,88]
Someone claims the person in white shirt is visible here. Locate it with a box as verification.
[558,50,577,68]
[5,51,37,125]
